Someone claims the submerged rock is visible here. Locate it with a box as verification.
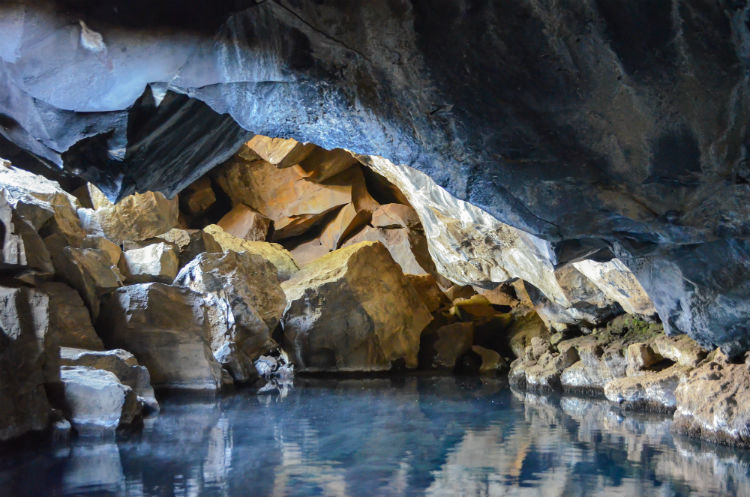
[281,241,432,372]
[97,283,224,391]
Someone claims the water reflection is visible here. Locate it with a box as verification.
[0,377,748,497]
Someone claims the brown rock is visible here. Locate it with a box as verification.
[430,322,474,369]
[181,177,216,216]
[92,189,179,243]
[39,281,104,350]
[507,311,550,359]
[319,203,370,250]
[674,352,750,447]
[217,204,271,241]
[405,274,450,313]
[119,242,180,283]
[471,345,507,374]
[289,237,330,267]
[371,203,421,229]
[204,224,299,281]
[0,193,54,273]
[651,335,707,367]
[343,225,436,275]
[54,247,124,318]
[245,135,315,167]
[156,228,222,268]
[294,147,358,182]
[444,285,477,301]
[281,241,433,372]
[604,364,692,412]
[81,235,122,266]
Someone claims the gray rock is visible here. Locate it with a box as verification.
[53,247,124,319]
[119,242,180,283]
[39,281,104,350]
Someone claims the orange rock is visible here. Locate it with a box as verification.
[181,177,216,215]
[371,203,420,229]
[245,135,315,167]
[217,204,271,241]
[294,147,359,182]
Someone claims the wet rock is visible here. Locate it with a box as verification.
[92,189,179,243]
[604,365,692,412]
[204,224,298,281]
[119,242,179,283]
[343,225,436,276]
[60,347,158,412]
[254,348,294,381]
[60,366,140,431]
[217,204,271,241]
[572,258,657,317]
[281,241,432,372]
[54,247,123,318]
[405,274,450,313]
[39,281,103,350]
[173,251,285,381]
[674,352,750,447]
[0,286,53,440]
[424,322,474,369]
[97,283,224,391]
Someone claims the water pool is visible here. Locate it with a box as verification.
[1,376,748,497]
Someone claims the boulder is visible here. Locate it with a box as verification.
[318,203,371,251]
[217,204,271,241]
[60,366,140,431]
[54,247,123,319]
[604,365,692,412]
[509,345,579,391]
[119,242,179,283]
[60,347,158,412]
[572,258,657,317]
[92,189,179,242]
[471,345,506,374]
[343,225,436,276]
[426,322,474,369]
[156,228,223,268]
[673,352,750,447]
[181,177,216,216]
[507,311,549,359]
[0,193,54,273]
[81,235,122,266]
[404,274,450,313]
[0,286,54,440]
[371,203,421,230]
[97,283,224,391]
[281,241,433,372]
[294,146,359,182]
[650,335,707,368]
[204,224,299,280]
[39,281,103,350]
[245,135,315,167]
[173,251,285,380]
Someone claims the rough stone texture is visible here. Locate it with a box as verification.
[572,258,657,317]
[81,235,122,266]
[60,366,140,431]
[92,189,179,243]
[204,224,299,281]
[54,247,123,318]
[0,286,53,440]
[157,228,223,268]
[507,311,550,359]
[97,283,224,391]
[39,281,103,350]
[245,135,315,168]
[60,347,158,412]
[343,225,436,276]
[427,322,474,369]
[119,242,180,283]
[173,251,285,381]
[295,146,359,183]
[281,241,432,372]
[217,203,271,241]
[404,274,450,314]
[674,352,750,447]
[471,345,506,374]
[371,203,421,230]
[0,0,747,355]
[604,364,692,412]
[0,193,54,273]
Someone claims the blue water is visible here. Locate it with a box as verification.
[1,376,748,497]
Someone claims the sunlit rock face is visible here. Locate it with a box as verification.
[0,0,748,355]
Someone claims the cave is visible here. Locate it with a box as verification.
[0,1,749,496]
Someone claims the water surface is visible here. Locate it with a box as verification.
[1,376,748,497]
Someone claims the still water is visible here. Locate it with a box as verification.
[1,376,748,497]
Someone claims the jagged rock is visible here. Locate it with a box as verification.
[673,352,750,447]
[254,348,294,381]
[0,286,53,440]
[214,154,353,240]
[217,204,271,241]
[173,251,285,381]
[371,203,421,230]
[245,135,315,167]
[319,203,370,251]
[295,147,359,182]
[81,235,122,266]
[426,322,474,369]
[0,193,54,273]
[572,258,657,317]
[181,177,216,216]
[204,224,298,280]
[404,274,450,313]
[54,247,123,318]
[471,345,506,374]
[60,366,140,431]
[650,335,707,368]
[343,225,436,276]
[509,345,579,391]
[507,311,549,359]
[450,294,498,320]
[474,283,521,309]
[119,242,179,283]
[625,343,662,373]
[39,282,103,350]
[281,241,432,372]
[97,283,224,390]
[72,184,111,210]
[604,365,692,412]
[60,347,158,412]
[155,228,223,268]
[92,188,179,243]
